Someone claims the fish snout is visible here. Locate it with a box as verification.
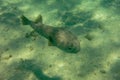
[66,41,80,53]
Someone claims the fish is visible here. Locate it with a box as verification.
[20,14,80,53]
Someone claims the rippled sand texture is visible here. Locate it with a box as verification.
[0,0,120,80]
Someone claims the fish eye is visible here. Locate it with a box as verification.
[68,45,73,50]
[68,47,72,50]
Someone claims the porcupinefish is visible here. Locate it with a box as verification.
[20,15,80,53]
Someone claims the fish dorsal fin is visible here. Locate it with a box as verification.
[34,14,43,23]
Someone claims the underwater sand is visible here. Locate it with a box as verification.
[0,0,120,80]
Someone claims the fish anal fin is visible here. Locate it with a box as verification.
[48,36,55,46]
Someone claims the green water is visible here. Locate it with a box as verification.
[0,0,120,80]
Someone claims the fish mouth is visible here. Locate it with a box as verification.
[72,48,80,53]
[69,44,80,53]
[65,46,80,53]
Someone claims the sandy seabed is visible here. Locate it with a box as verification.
[0,0,120,80]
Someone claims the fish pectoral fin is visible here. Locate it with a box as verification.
[34,14,43,23]
[48,41,54,46]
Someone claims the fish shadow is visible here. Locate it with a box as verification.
[109,59,120,80]
[19,59,61,80]
[100,0,120,14]
[8,59,61,80]
[59,11,103,35]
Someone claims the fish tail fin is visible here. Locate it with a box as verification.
[34,14,43,24]
[20,15,31,25]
